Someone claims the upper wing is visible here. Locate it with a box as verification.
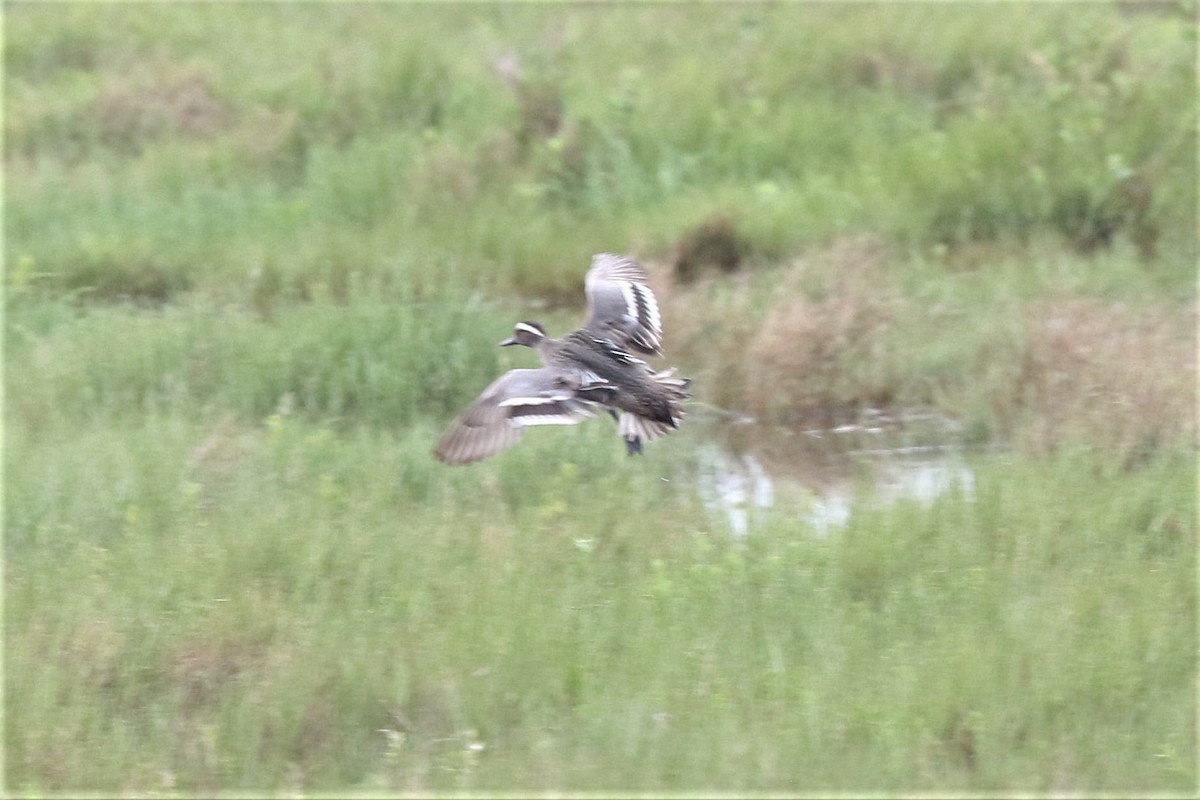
[434,368,598,464]
[583,253,664,356]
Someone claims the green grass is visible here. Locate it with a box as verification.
[4,2,1197,794]
[6,290,511,434]
[6,411,1195,792]
[5,3,1195,299]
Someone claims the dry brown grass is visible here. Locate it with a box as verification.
[655,237,896,416]
[1016,297,1196,457]
[741,237,898,420]
[658,236,1194,456]
[91,64,231,153]
[647,264,755,412]
[662,236,898,420]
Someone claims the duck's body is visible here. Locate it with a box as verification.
[504,322,689,454]
[435,254,691,465]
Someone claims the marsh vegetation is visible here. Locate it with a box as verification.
[5,3,1195,793]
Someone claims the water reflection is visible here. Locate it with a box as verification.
[697,448,775,537]
[695,409,976,536]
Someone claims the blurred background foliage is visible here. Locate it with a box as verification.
[5,1,1195,446]
[6,2,1195,299]
[4,2,1196,793]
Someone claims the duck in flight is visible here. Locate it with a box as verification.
[434,253,692,465]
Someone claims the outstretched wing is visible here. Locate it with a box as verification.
[434,368,599,465]
[583,253,664,356]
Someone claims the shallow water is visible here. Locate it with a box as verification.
[694,408,977,536]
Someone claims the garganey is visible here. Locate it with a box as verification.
[435,254,692,464]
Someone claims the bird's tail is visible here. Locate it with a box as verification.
[618,369,692,455]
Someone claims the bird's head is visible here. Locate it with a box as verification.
[499,321,548,348]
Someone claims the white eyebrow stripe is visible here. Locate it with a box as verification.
[514,322,544,337]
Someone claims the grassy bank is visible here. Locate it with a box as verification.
[5,2,1197,794]
[7,409,1195,792]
